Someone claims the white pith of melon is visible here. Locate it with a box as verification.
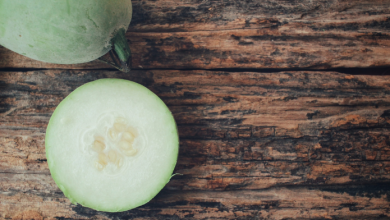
[45,79,179,212]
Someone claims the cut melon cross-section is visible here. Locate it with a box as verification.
[45,79,179,212]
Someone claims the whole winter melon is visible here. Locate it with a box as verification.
[0,0,132,64]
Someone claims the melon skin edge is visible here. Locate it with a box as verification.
[45,79,179,212]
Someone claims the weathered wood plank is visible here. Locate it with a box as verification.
[1,69,390,191]
[129,0,390,32]
[2,29,390,69]
[2,0,390,218]
[128,30,390,69]
[2,158,389,191]
[2,137,390,190]
[1,0,390,69]
[1,185,390,219]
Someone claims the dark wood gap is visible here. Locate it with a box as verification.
[0,67,117,72]
[205,66,390,75]
[157,182,390,194]
[2,66,390,75]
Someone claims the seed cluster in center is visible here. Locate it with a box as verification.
[91,117,138,171]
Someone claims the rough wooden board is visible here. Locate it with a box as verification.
[1,185,390,219]
[129,29,390,69]
[2,160,389,192]
[1,0,390,69]
[1,70,390,194]
[129,0,390,32]
[2,1,390,218]
[2,30,390,70]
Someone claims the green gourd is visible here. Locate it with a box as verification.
[0,0,132,71]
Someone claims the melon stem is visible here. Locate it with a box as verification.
[98,28,132,73]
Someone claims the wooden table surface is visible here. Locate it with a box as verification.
[1,0,390,219]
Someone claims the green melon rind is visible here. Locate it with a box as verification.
[0,0,132,64]
[45,79,179,212]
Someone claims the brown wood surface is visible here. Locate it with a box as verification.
[1,0,390,70]
[2,0,390,219]
[1,70,390,219]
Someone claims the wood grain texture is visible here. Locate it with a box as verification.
[1,0,390,69]
[2,185,390,219]
[2,0,390,218]
[1,69,390,218]
[128,0,390,32]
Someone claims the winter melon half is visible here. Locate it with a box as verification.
[0,0,132,64]
[45,79,179,212]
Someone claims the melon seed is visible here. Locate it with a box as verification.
[114,122,127,132]
[122,131,135,142]
[119,140,132,150]
[108,150,118,163]
[92,139,105,152]
[108,128,119,140]
[98,153,108,166]
[94,160,105,171]
[123,148,137,157]
[115,156,124,168]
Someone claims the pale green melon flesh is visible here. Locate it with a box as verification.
[45,79,179,212]
[0,0,132,64]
